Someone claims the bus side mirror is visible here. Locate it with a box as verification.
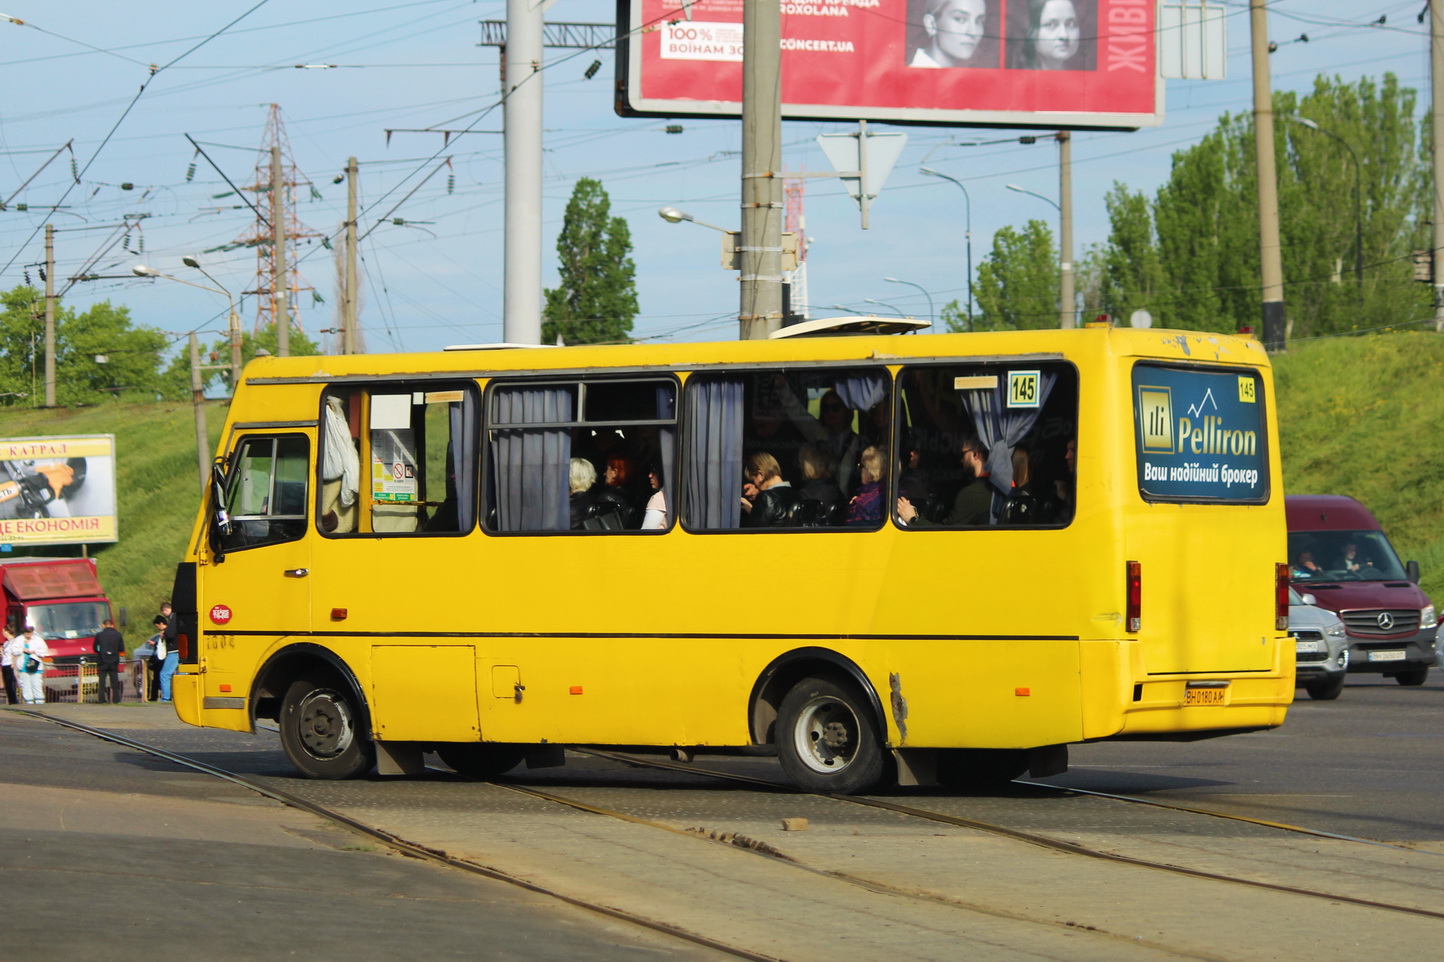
[1407,560,1420,584]
[209,462,232,561]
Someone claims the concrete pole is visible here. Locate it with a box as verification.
[228,302,241,394]
[739,0,784,340]
[43,223,56,407]
[189,333,208,495]
[1250,0,1286,349]
[342,156,359,354]
[271,146,290,356]
[1432,0,1444,331]
[1058,132,1075,329]
[503,0,543,344]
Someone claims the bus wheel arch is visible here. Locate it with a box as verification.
[253,645,376,779]
[750,648,886,746]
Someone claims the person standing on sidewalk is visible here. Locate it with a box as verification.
[10,625,49,705]
[92,618,125,705]
[155,603,180,703]
[1,626,17,705]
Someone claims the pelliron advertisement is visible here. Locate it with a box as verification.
[617,0,1160,128]
[0,435,119,546]
[1134,365,1268,504]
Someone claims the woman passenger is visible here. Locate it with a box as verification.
[597,452,644,528]
[845,447,885,526]
[740,452,802,527]
[568,458,598,530]
[641,462,668,530]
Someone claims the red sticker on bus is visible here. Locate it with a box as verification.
[209,604,233,626]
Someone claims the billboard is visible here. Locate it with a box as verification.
[0,435,119,546]
[617,0,1161,128]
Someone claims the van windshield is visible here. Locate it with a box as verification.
[28,601,108,639]
[1287,530,1408,582]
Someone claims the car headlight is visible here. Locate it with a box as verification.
[1325,623,1346,638]
[1422,605,1437,630]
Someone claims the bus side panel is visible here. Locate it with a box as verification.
[371,645,480,742]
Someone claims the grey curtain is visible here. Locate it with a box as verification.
[491,386,573,531]
[656,384,676,528]
[448,398,478,532]
[963,369,1058,496]
[684,378,743,529]
[833,371,888,414]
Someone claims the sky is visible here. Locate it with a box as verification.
[0,0,1429,360]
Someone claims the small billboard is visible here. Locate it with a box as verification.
[0,435,119,546]
[617,0,1161,129]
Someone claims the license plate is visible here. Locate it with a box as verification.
[1368,649,1407,662]
[1294,640,1321,654]
[1184,686,1229,706]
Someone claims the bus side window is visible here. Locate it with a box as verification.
[222,435,309,552]
[320,385,479,537]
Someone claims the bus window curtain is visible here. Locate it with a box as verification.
[833,371,887,415]
[448,399,478,532]
[491,386,572,531]
[684,378,743,530]
[963,370,1057,497]
[656,384,676,527]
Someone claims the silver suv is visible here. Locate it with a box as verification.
[1290,587,1349,700]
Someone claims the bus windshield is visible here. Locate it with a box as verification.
[1288,530,1407,583]
[28,601,108,639]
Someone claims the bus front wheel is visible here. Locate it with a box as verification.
[776,677,885,794]
[279,677,375,779]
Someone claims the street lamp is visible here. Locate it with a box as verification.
[182,255,242,391]
[1006,177,1075,329]
[864,298,907,317]
[1293,117,1364,292]
[919,167,973,327]
[132,264,226,494]
[658,206,731,233]
[884,277,934,323]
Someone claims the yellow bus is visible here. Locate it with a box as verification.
[169,322,1292,793]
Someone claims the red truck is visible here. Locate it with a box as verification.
[1,557,118,666]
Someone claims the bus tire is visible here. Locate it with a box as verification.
[1304,676,1345,700]
[776,676,885,794]
[936,748,1029,791]
[436,744,526,779]
[1394,666,1429,686]
[279,677,375,779]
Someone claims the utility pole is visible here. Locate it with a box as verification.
[271,145,289,356]
[503,0,544,345]
[1250,0,1286,349]
[1058,132,1075,329]
[739,0,784,340]
[342,156,359,354]
[1432,0,1444,331]
[189,334,208,495]
[43,223,56,407]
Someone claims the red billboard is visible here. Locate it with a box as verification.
[617,0,1161,129]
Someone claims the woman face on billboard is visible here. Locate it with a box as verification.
[922,0,986,66]
[1030,0,1080,68]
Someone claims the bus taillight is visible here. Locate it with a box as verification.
[1126,561,1141,632]
[1275,563,1289,630]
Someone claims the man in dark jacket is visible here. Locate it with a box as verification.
[92,618,125,704]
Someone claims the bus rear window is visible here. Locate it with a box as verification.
[1134,363,1268,504]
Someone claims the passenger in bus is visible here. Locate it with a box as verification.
[1293,550,1325,579]
[1001,446,1039,524]
[779,385,864,495]
[845,447,886,526]
[597,452,644,528]
[741,452,802,527]
[568,458,599,530]
[320,396,360,534]
[641,462,669,530]
[797,444,844,510]
[896,439,992,527]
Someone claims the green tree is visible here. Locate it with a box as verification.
[160,322,323,399]
[0,286,167,406]
[967,220,1058,331]
[1093,73,1429,339]
[542,178,638,345]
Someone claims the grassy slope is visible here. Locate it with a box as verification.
[1273,332,1444,602]
[0,400,224,639]
[1,332,1442,628]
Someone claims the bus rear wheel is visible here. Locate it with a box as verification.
[936,749,1030,790]
[279,677,375,779]
[776,677,885,795]
[436,744,526,779]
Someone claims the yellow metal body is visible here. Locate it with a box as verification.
[172,326,1291,752]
